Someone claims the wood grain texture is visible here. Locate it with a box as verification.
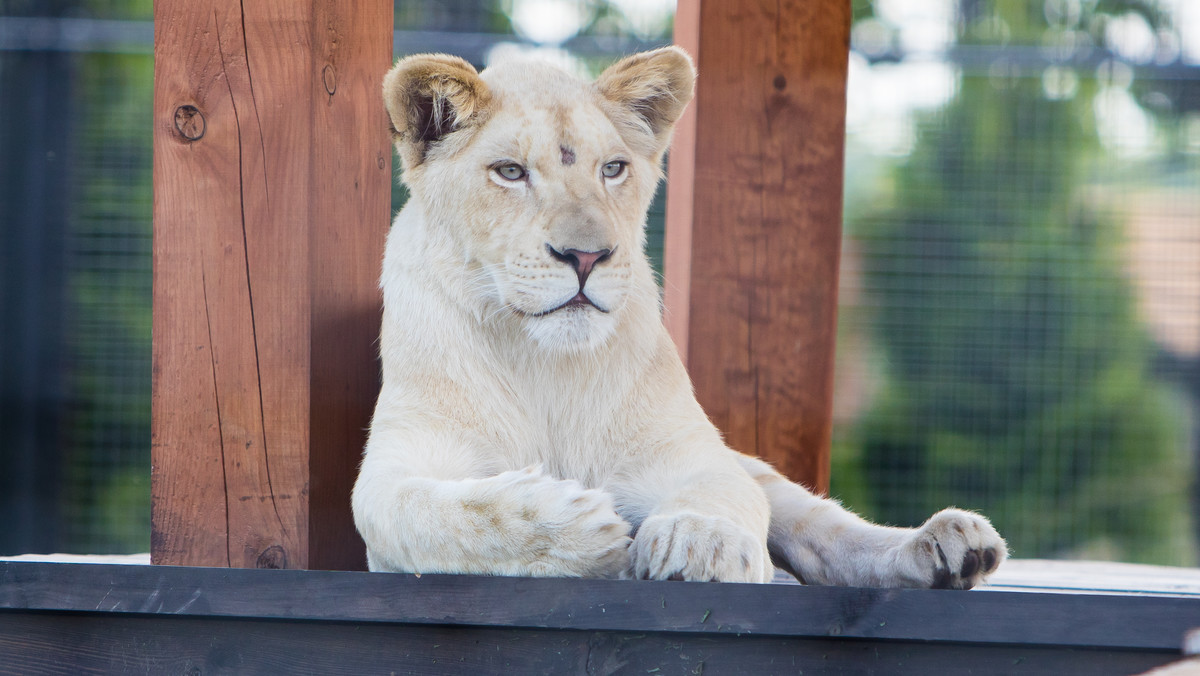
[151,1,391,569]
[664,0,850,493]
[3,562,1198,652]
[0,612,1172,676]
[306,0,393,572]
[661,0,700,366]
[0,562,1190,675]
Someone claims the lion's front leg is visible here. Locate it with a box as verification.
[629,510,774,583]
[737,455,1007,589]
[616,451,775,584]
[353,461,632,578]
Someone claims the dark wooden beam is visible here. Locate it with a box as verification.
[4,562,1198,651]
[151,0,392,569]
[0,562,1191,675]
[665,0,850,493]
[0,613,1174,676]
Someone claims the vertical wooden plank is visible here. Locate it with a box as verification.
[661,1,700,365]
[152,1,391,569]
[307,2,393,571]
[153,4,253,567]
[665,0,850,493]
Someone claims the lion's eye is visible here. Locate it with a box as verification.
[495,163,526,181]
[602,161,626,179]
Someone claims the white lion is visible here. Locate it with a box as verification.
[352,47,1007,587]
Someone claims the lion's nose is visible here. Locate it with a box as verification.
[547,245,613,288]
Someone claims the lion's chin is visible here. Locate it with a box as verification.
[521,305,618,353]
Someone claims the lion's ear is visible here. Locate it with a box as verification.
[595,46,696,158]
[383,54,492,168]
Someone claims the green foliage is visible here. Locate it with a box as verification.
[79,0,152,20]
[835,12,1194,562]
[60,50,154,554]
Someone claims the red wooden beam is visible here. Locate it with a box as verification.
[151,0,392,569]
[665,0,851,493]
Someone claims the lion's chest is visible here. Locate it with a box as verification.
[462,362,635,488]
[381,250,648,488]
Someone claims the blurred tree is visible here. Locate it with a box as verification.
[835,0,1195,564]
[60,48,154,554]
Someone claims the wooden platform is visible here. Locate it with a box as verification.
[986,559,1200,597]
[2,559,1198,674]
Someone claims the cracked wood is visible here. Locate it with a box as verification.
[151,0,391,569]
[664,0,849,493]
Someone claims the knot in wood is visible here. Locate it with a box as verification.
[173,105,205,141]
[322,64,337,95]
[255,544,288,569]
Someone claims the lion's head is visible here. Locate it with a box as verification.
[383,48,695,351]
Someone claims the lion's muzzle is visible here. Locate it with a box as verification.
[534,244,615,314]
[546,244,614,288]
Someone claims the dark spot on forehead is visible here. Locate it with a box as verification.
[560,145,576,166]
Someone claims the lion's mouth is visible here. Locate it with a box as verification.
[528,291,607,317]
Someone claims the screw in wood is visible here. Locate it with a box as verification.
[173,105,205,141]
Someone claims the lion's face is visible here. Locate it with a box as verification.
[419,64,654,349]
[384,49,695,351]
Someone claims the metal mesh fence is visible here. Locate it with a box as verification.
[0,1,665,556]
[57,51,154,553]
[2,1,1198,567]
[830,4,1200,566]
[0,40,153,554]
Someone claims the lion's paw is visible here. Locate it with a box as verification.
[629,512,773,583]
[900,509,1007,590]
[490,467,632,578]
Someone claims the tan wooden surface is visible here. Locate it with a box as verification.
[665,0,851,493]
[151,0,391,569]
[981,559,1200,598]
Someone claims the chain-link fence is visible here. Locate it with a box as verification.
[0,0,668,556]
[3,1,1198,566]
[831,2,1200,566]
[1,10,153,554]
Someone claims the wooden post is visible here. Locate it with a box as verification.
[665,0,850,493]
[151,1,392,569]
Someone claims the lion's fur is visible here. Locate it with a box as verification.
[353,48,1007,586]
